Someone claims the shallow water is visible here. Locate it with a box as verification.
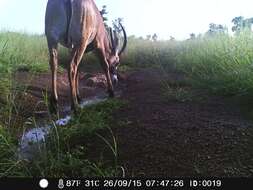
[18,124,51,160]
[18,95,109,160]
[61,94,108,115]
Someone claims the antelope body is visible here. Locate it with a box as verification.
[45,0,127,113]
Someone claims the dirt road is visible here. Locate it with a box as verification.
[114,68,253,177]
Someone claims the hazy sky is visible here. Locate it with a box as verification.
[0,0,253,40]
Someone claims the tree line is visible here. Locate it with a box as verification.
[100,5,253,41]
[189,16,253,40]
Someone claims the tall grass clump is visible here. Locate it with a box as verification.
[0,31,49,73]
[176,30,253,98]
[0,124,28,177]
[0,31,50,114]
[121,36,178,70]
[20,100,124,177]
[0,32,51,176]
[0,32,49,130]
[0,99,125,177]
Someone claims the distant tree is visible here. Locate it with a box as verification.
[207,23,227,36]
[189,33,196,39]
[112,18,124,33]
[244,18,253,29]
[197,34,203,39]
[169,36,175,41]
[128,35,137,40]
[146,35,152,40]
[100,5,108,28]
[232,16,244,33]
[152,33,158,41]
[232,16,253,34]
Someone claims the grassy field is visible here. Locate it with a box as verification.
[2,30,252,103]
[176,30,253,97]
[1,30,253,177]
[124,31,253,108]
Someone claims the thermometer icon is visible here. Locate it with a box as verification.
[58,179,64,189]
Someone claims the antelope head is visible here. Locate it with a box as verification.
[107,22,127,85]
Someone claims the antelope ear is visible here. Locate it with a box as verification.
[109,27,116,53]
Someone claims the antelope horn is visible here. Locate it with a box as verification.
[118,22,127,56]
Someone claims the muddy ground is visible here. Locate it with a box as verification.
[14,67,253,177]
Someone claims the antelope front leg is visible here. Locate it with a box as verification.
[75,69,82,104]
[68,60,79,112]
[105,68,114,97]
[68,44,88,112]
[97,50,115,97]
[49,46,58,114]
[103,61,114,97]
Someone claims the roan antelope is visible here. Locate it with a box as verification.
[45,0,127,113]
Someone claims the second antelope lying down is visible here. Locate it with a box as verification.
[45,0,127,113]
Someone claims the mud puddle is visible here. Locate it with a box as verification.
[18,93,114,160]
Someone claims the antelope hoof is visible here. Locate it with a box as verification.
[77,94,82,104]
[71,104,81,115]
[108,90,115,98]
[49,97,58,115]
[112,74,119,86]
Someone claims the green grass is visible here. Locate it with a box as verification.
[175,30,253,98]
[2,30,253,103]
[0,32,49,73]
[122,36,178,69]
[0,99,125,177]
[56,99,123,148]
[123,31,253,108]
[35,99,124,177]
[0,125,28,177]
[0,31,48,109]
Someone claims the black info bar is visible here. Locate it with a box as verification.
[0,178,252,190]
